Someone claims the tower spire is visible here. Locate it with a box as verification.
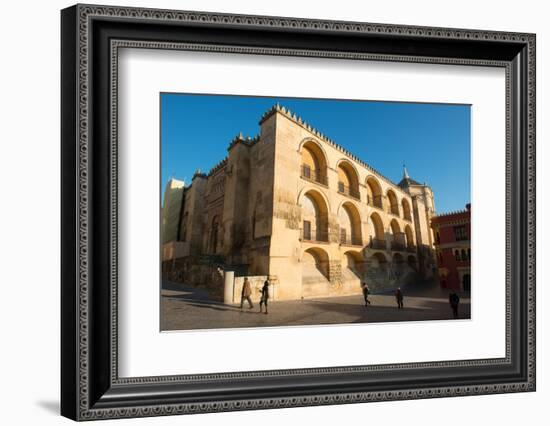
[403,164,409,180]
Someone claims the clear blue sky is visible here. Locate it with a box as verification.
[161,93,470,214]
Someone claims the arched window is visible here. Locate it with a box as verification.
[301,190,329,242]
[387,190,399,216]
[343,251,365,278]
[371,252,388,267]
[468,248,471,261]
[366,176,383,209]
[301,141,328,185]
[337,161,360,199]
[369,212,385,249]
[461,249,467,261]
[302,247,330,280]
[404,225,415,248]
[390,219,404,250]
[402,198,412,221]
[454,250,461,261]
[338,202,362,245]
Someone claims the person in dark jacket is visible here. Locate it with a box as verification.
[361,282,371,307]
[395,287,404,309]
[259,280,270,314]
[449,291,460,319]
[240,277,253,310]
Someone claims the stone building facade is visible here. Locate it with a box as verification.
[162,105,437,301]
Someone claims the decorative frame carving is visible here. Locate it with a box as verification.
[61,4,535,420]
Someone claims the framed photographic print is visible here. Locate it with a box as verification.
[61,4,536,421]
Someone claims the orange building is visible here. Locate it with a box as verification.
[431,204,471,292]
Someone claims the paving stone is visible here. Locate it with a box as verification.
[160,281,471,331]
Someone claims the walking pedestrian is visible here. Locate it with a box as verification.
[361,281,371,307]
[240,277,253,310]
[259,280,269,314]
[449,290,460,319]
[395,287,404,309]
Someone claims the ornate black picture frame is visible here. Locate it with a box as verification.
[61,4,536,421]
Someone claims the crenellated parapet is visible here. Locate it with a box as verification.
[227,132,260,152]
[433,207,470,219]
[207,157,228,177]
[260,103,412,196]
[192,169,207,180]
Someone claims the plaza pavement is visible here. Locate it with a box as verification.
[160,280,471,331]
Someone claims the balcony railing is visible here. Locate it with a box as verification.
[301,165,328,186]
[369,237,387,250]
[337,182,360,199]
[302,230,329,243]
[391,241,406,251]
[340,233,362,246]
[367,195,383,209]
